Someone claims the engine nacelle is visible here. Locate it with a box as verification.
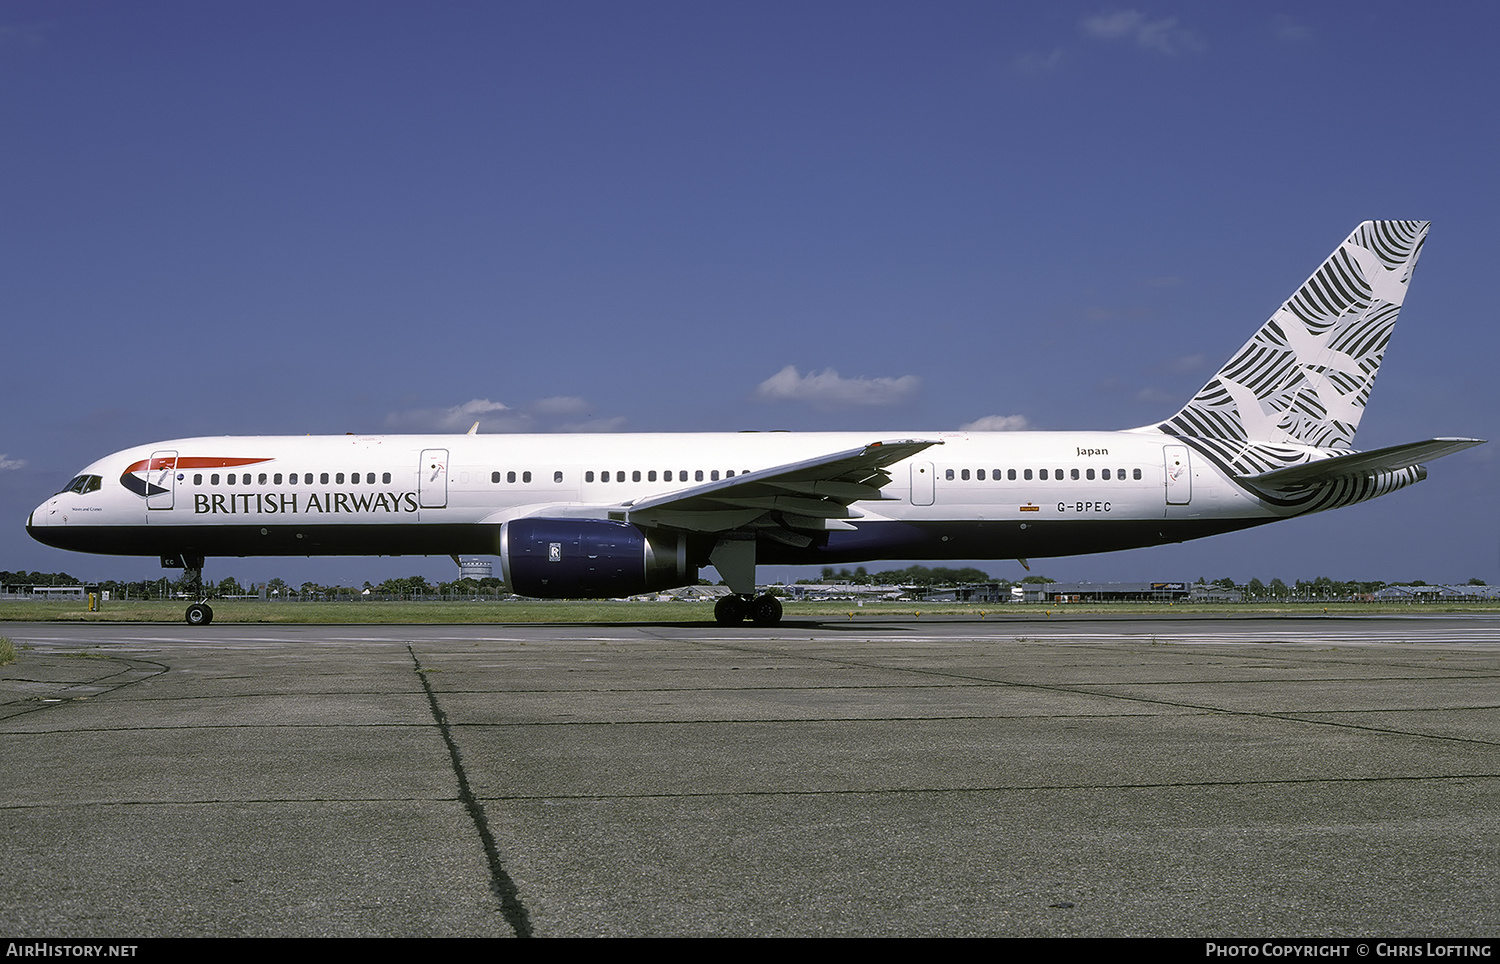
[499,518,697,598]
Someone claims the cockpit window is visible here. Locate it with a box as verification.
[59,475,103,495]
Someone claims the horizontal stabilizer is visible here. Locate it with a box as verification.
[1238,438,1484,491]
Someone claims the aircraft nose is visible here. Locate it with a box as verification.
[27,498,58,541]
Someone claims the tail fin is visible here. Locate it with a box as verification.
[1152,220,1429,451]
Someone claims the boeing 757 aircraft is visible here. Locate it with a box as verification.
[28,221,1483,625]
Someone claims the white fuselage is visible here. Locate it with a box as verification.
[28,429,1279,569]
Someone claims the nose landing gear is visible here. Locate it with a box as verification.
[163,553,213,626]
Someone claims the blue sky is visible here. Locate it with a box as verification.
[3,1,1496,589]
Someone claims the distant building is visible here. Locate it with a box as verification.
[1020,582,1197,604]
[918,581,1202,604]
[458,557,493,580]
[1372,584,1500,602]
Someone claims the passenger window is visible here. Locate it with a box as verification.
[320,473,329,484]
[1071,468,1079,480]
[383,472,391,484]
[554,471,563,483]
[1008,469,1016,481]
[194,474,203,485]
[523,471,532,483]
[977,469,985,481]
[1086,468,1095,480]
[1039,469,1047,481]
[633,470,642,482]
[259,473,267,485]
[961,469,970,481]
[945,469,955,480]
[507,471,516,483]
[649,470,657,482]
[227,474,236,486]
[212,474,221,485]
[1024,469,1033,480]
[695,470,704,481]
[336,473,344,484]
[711,470,720,481]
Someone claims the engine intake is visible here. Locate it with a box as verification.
[500,519,696,598]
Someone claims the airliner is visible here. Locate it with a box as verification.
[27,221,1483,625]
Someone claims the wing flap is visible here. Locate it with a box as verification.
[627,438,940,534]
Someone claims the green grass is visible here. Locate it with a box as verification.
[0,636,14,665]
[0,598,1495,624]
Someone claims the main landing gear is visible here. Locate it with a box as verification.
[714,593,783,626]
[708,536,783,625]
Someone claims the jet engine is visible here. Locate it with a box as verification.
[499,518,697,598]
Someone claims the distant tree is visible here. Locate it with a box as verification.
[1468,577,1488,586]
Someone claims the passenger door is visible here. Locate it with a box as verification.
[911,461,934,506]
[419,449,449,508]
[146,450,177,511]
[1164,445,1191,505]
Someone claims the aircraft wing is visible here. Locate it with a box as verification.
[624,438,941,544]
[1238,438,1485,492]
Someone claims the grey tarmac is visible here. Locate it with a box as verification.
[0,614,1496,937]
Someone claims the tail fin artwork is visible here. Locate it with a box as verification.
[1159,220,1426,450]
[1138,221,1455,477]
[1133,221,1483,510]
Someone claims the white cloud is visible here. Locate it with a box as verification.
[383,397,520,433]
[1012,47,1065,76]
[1272,15,1313,44]
[558,415,629,433]
[753,365,921,407]
[385,396,625,433]
[1081,10,1205,55]
[960,414,1031,432]
[1165,353,1207,374]
[1135,386,1178,404]
[0,454,25,471]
